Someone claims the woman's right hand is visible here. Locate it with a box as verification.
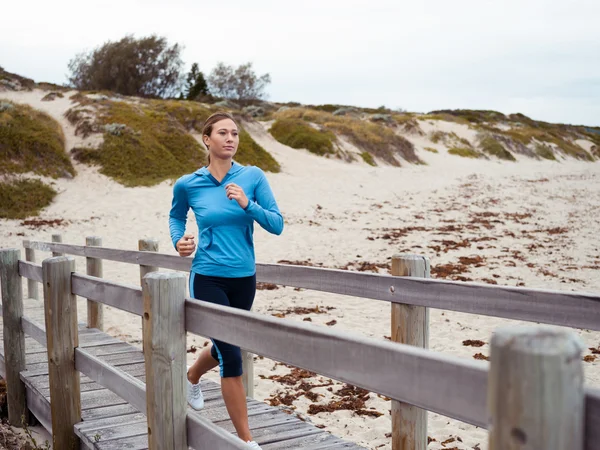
[176,234,196,257]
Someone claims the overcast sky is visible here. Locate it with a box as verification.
[2,0,598,126]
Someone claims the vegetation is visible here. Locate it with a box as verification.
[448,147,482,158]
[423,147,438,153]
[67,34,184,98]
[270,118,336,156]
[360,152,376,166]
[0,178,57,219]
[0,101,74,178]
[477,134,516,161]
[184,63,209,100]
[274,107,421,165]
[73,100,205,186]
[208,62,271,103]
[237,129,281,172]
[535,143,557,161]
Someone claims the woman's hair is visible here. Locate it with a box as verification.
[202,112,238,164]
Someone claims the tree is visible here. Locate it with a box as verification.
[67,34,184,98]
[185,63,208,100]
[207,62,271,102]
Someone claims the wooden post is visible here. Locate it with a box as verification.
[51,234,63,257]
[42,256,81,450]
[86,236,104,330]
[391,254,429,450]
[139,239,158,354]
[242,351,254,398]
[488,326,584,450]
[25,247,38,300]
[0,249,28,426]
[142,272,188,450]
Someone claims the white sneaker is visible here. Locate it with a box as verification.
[246,441,262,449]
[186,367,204,410]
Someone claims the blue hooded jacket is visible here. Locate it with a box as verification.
[169,162,283,278]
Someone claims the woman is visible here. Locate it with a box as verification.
[169,112,283,449]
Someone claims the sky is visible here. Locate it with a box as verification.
[1,0,599,126]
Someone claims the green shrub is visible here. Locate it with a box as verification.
[360,152,376,166]
[274,108,420,165]
[423,147,438,153]
[270,118,336,156]
[236,129,281,172]
[534,143,557,160]
[91,100,206,186]
[0,178,57,219]
[448,147,481,158]
[429,130,447,144]
[477,134,516,161]
[0,102,74,178]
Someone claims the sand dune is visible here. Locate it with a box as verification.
[1,89,599,449]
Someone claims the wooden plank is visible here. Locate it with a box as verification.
[86,236,104,330]
[142,272,187,449]
[391,255,428,450]
[586,387,600,450]
[72,273,143,316]
[81,403,140,421]
[92,434,148,450]
[488,326,584,450]
[43,256,81,449]
[260,431,342,449]
[19,260,43,282]
[0,249,28,425]
[138,238,159,355]
[186,298,489,428]
[0,353,5,378]
[77,412,146,432]
[22,240,600,330]
[77,418,147,443]
[256,264,600,331]
[25,247,39,299]
[28,361,147,379]
[187,413,252,450]
[75,348,146,413]
[23,240,190,271]
[51,234,63,257]
[221,420,323,443]
[26,383,52,434]
[22,315,46,346]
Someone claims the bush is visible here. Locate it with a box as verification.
[236,129,281,172]
[67,34,184,98]
[0,178,57,219]
[87,100,206,186]
[448,147,482,158]
[477,134,516,161]
[270,118,336,156]
[274,108,421,165]
[534,143,557,161]
[0,102,74,178]
[360,152,376,166]
[423,147,438,153]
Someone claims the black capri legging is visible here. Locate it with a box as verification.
[190,272,256,378]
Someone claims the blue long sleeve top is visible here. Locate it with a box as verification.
[169,161,283,278]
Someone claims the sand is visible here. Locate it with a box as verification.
[1,89,599,449]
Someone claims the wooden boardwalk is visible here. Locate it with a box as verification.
[0,298,364,449]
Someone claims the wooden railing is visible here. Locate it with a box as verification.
[0,237,598,450]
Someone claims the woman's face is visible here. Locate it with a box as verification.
[204,118,239,161]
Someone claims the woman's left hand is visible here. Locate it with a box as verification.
[225,183,249,209]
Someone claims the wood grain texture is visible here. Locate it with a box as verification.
[142,272,187,450]
[71,274,143,316]
[185,298,489,427]
[22,240,600,330]
[0,249,27,425]
[25,247,38,300]
[391,255,429,450]
[42,256,81,449]
[22,315,46,346]
[18,260,43,282]
[488,326,585,450]
[86,236,104,330]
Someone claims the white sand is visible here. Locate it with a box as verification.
[1,89,599,450]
